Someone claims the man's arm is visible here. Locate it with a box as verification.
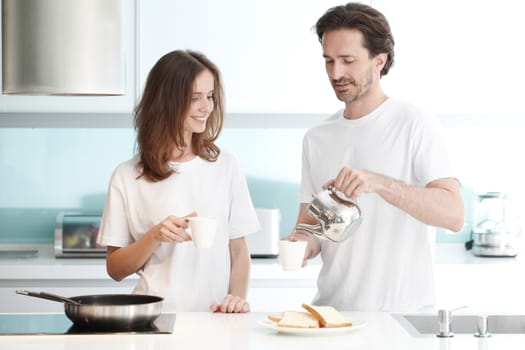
[327,167,465,232]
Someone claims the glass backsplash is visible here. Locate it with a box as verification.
[2,120,523,245]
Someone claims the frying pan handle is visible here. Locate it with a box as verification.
[16,290,81,305]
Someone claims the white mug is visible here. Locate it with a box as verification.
[278,240,307,271]
[187,217,217,249]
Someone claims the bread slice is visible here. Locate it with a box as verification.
[302,304,352,328]
[267,313,282,323]
[277,310,320,328]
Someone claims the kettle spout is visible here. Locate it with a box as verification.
[294,223,325,238]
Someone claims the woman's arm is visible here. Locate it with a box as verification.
[105,214,193,281]
[210,236,250,313]
[228,236,250,298]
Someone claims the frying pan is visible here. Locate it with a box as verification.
[16,290,163,330]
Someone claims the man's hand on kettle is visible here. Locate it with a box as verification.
[150,212,197,243]
[324,167,379,200]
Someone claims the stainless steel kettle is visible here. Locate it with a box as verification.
[294,186,362,242]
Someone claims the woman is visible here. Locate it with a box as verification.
[97,50,260,313]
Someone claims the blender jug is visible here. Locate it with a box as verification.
[471,192,521,257]
[472,192,509,234]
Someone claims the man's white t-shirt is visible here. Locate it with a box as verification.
[97,150,260,312]
[300,98,455,312]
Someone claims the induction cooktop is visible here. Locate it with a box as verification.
[0,313,176,335]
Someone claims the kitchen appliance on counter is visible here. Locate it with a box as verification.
[469,192,522,257]
[246,209,280,258]
[54,212,105,258]
[0,313,175,335]
[56,209,281,259]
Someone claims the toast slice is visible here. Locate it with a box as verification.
[267,313,282,323]
[301,304,352,328]
[276,310,320,328]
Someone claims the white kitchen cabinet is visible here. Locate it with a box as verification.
[248,263,525,314]
[0,1,138,115]
[0,246,137,313]
[434,263,525,313]
[138,0,343,115]
[1,282,315,314]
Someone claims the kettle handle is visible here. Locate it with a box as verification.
[327,185,360,208]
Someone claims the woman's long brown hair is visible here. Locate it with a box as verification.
[134,50,224,182]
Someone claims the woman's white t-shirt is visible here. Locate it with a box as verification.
[97,150,260,312]
[300,98,455,312]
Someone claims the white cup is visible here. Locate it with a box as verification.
[278,240,307,271]
[187,217,217,249]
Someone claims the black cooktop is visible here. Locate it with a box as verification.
[0,313,176,335]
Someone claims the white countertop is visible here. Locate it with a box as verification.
[1,243,523,281]
[0,244,114,280]
[0,311,524,350]
[433,243,525,265]
[2,244,525,347]
[0,244,323,282]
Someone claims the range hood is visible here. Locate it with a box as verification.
[2,0,125,96]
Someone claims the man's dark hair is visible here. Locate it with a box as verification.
[315,2,395,77]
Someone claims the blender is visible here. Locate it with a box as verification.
[471,192,522,257]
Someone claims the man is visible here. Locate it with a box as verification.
[292,3,465,312]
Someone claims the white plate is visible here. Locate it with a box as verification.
[258,318,367,335]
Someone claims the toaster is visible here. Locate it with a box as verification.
[54,212,105,258]
[246,208,280,258]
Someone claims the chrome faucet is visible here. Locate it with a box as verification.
[474,315,491,338]
[436,306,467,337]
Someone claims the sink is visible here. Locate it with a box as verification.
[393,314,525,336]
